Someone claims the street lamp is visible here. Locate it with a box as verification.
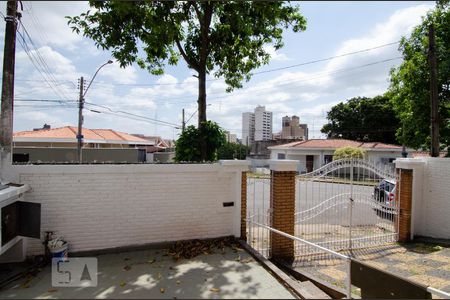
[77,60,113,163]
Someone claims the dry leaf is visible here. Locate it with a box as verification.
[235,255,241,262]
[160,288,165,293]
[124,257,130,261]
[210,288,220,293]
[241,258,253,263]
[123,265,131,271]
[157,273,162,280]
[148,259,156,264]
[176,280,181,285]
[47,288,58,293]
[119,281,126,287]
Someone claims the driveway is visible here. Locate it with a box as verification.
[0,245,297,299]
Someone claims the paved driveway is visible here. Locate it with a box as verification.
[0,246,297,299]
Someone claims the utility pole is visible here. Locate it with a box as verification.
[0,1,18,165]
[182,108,185,132]
[77,77,84,163]
[429,24,440,157]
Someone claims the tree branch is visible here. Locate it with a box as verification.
[199,1,213,66]
[192,1,202,25]
[175,38,199,71]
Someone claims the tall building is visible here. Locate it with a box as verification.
[281,115,308,140]
[224,131,237,143]
[242,112,255,146]
[242,105,273,146]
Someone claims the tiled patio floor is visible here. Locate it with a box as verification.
[0,246,297,299]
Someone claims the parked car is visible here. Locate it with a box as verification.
[372,179,396,218]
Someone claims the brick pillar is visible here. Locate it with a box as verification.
[396,168,413,242]
[241,171,247,240]
[270,160,298,263]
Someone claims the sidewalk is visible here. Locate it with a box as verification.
[293,242,450,296]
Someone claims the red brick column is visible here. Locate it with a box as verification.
[396,168,413,242]
[241,171,247,240]
[270,161,297,263]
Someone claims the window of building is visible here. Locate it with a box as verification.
[324,155,333,164]
[278,153,286,159]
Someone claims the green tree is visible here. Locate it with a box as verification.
[217,142,250,160]
[333,147,366,160]
[388,2,450,152]
[321,96,400,144]
[175,121,226,162]
[67,1,306,160]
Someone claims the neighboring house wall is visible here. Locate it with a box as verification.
[396,158,450,240]
[13,147,145,163]
[270,149,404,173]
[12,162,247,255]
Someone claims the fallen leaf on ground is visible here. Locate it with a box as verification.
[241,258,253,263]
[47,288,58,293]
[210,288,220,293]
[123,265,131,271]
[124,257,130,261]
[176,280,181,285]
[148,259,156,264]
[119,281,126,287]
[157,273,162,280]
[235,255,241,262]
[160,288,165,293]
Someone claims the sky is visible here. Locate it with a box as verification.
[0,1,435,141]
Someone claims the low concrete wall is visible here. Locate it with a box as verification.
[153,152,175,163]
[395,157,450,240]
[11,161,249,256]
[13,147,145,163]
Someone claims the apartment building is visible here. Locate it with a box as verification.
[281,115,308,140]
[242,105,272,146]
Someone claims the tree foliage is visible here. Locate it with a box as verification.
[388,2,450,151]
[175,121,226,162]
[333,147,366,160]
[67,1,306,160]
[321,96,400,144]
[217,142,249,160]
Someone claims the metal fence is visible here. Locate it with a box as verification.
[246,175,271,258]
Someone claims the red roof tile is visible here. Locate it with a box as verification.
[274,139,402,150]
[14,126,150,144]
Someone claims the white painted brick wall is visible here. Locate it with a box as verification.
[420,158,450,239]
[396,158,450,240]
[12,163,248,256]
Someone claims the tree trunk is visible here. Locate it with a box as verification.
[198,68,207,161]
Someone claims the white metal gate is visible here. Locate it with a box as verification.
[246,174,271,258]
[295,158,399,256]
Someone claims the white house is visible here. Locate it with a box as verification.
[269,139,409,173]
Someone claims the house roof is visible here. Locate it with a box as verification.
[132,134,170,148]
[410,151,447,158]
[269,139,403,151]
[13,126,154,145]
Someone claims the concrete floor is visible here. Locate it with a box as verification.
[0,246,297,299]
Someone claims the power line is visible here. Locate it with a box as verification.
[16,18,74,101]
[12,98,180,128]
[83,102,180,128]
[88,41,400,88]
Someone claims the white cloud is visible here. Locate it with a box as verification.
[263,45,290,61]
[98,62,137,85]
[19,1,90,51]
